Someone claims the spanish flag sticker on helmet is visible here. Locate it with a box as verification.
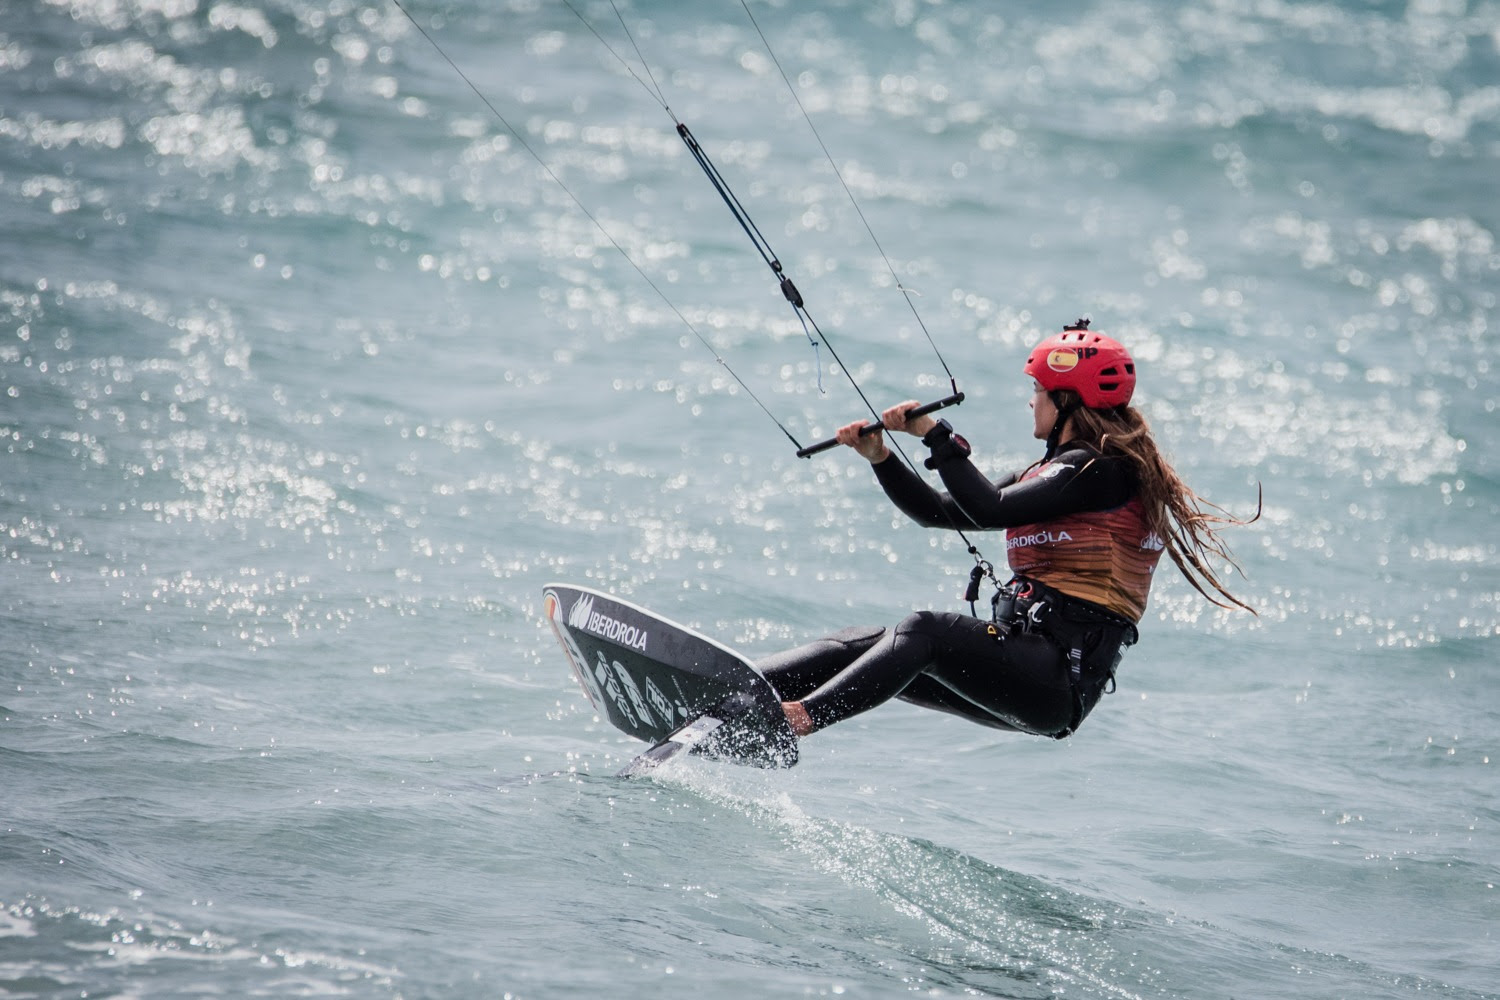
[1046,349,1080,373]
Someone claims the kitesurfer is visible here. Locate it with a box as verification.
[761,321,1254,740]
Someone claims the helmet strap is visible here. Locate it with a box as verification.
[1044,392,1082,460]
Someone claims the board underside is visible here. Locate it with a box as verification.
[544,584,797,769]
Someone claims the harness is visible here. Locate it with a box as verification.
[991,577,1141,736]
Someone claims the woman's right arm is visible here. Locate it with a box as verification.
[869,455,983,529]
[837,407,998,530]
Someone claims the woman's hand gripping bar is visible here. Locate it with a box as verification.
[795,393,965,458]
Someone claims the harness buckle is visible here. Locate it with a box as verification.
[991,586,1015,625]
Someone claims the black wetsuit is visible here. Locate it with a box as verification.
[759,433,1147,738]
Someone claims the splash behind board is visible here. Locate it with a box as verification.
[543,584,797,773]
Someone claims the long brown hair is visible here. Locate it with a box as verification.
[1055,391,1259,613]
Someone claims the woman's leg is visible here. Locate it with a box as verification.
[756,625,885,700]
[794,611,994,730]
[792,610,1077,736]
[918,630,1076,736]
[894,676,1024,732]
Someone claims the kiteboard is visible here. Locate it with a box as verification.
[543,583,798,776]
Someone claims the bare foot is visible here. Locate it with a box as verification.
[782,701,815,738]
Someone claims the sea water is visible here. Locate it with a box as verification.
[2,1,1496,997]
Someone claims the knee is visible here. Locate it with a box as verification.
[828,625,884,651]
[893,610,941,640]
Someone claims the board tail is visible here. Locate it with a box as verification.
[616,715,725,778]
[617,691,798,777]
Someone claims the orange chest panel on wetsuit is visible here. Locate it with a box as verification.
[1005,463,1164,622]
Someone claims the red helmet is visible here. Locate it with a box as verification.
[1023,320,1136,409]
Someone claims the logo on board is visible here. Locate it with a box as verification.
[591,650,650,729]
[569,593,649,652]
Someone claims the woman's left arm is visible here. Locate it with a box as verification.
[926,435,1133,528]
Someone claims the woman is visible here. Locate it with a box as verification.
[761,320,1253,740]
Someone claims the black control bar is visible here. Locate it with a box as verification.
[796,392,965,458]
